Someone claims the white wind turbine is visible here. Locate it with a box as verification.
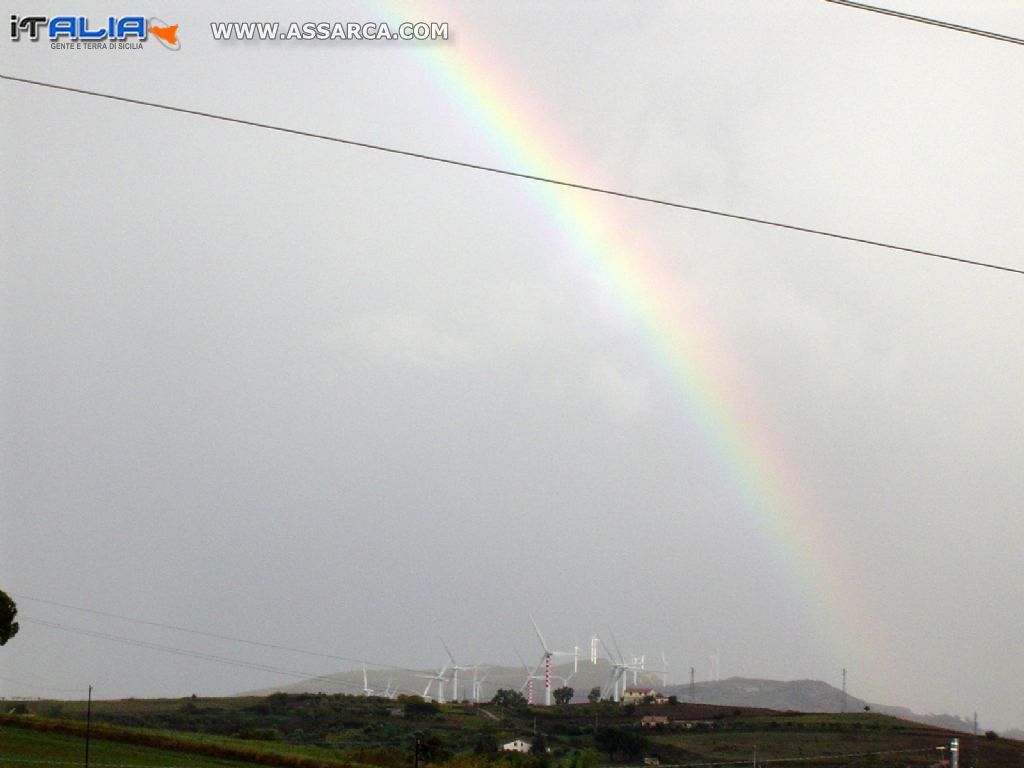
[441,640,473,703]
[361,665,375,697]
[630,654,646,686]
[414,662,449,703]
[471,665,490,703]
[530,615,576,706]
[598,630,631,702]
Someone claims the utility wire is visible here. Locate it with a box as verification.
[13,594,408,673]
[19,618,424,698]
[2,73,1021,277]
[0,674,86,694]
[824,0,1024,46]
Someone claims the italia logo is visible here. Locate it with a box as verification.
[9,15,180,49]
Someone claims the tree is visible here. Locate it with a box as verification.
[491,688,528,709]
[402,697,440,719]
[530,732,548,754]
[553,686,574,706]
[595,726,649,762]
[473,731,498,755]
[0,590,18,646]
[587,687,601,704]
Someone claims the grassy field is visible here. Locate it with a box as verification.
[0,721,300,768]
[4,695,1023,768]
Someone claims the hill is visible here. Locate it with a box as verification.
[5,692,1024,768]
[662,677,982,733]
[247,665,990,735]
[243,659,656,704]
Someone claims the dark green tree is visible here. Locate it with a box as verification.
[594,726,649,762]
[415,732,451,762]
[587,687,601,704]
[402,697,440,719]
[0,590,18,646]
[553,686,574,706]
[491,688,528,709]
[473,731,498,754]
[530,732,548,754]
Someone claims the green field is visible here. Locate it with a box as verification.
[4,695,1023,768]
[0,722,291,768]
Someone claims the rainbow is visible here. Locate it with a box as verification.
[379,2,892,694]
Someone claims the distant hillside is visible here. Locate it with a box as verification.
[663,677,979,733]
[663,677,860,713]
[10,693,1024,768]
[248,666,991,736]
[244,658,666,703]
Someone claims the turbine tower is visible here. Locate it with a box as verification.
[598,630,631,702]
[414,662,449,704]
[708,651,720,682]
[441,639,473,703]
[514,647,544,705]
[530,615,575,706]
[471,665,490,703]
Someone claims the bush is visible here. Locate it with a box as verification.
[236,727,284,741]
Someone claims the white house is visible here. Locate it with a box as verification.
[502,740,532,753]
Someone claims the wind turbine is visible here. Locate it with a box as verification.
[471,665,491,704]
[630,654,646,686]
[514,647,544,705]
[598,630,631,702]
[441,639,473,703]
[529,615,576,706]
[414,662,449,703]
[708,651,720,682]
[552,670,576,689]
[361,665,375,697]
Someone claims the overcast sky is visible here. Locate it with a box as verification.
[2,0,1022,731]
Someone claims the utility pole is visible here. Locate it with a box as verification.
[84,685,92,768]
[690,667,695,703]
[413,736,422,768]
[841,668,847,714]
[972,713,979,768]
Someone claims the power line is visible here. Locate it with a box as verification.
[2,73,1021,278]
[12,594,408,673]
[824,0,1024,46]
[0,675,86,694]
[19,618,424,698]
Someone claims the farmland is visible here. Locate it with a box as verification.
[3,694,1022,768]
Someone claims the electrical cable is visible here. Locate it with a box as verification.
[12,594,408,672]
[2,73,1020,277]
[19,618,424,698]
[824,0,1024,46]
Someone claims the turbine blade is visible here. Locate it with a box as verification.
[441,638,457,666]
[530,614,550,653]
[607,627,625,663]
